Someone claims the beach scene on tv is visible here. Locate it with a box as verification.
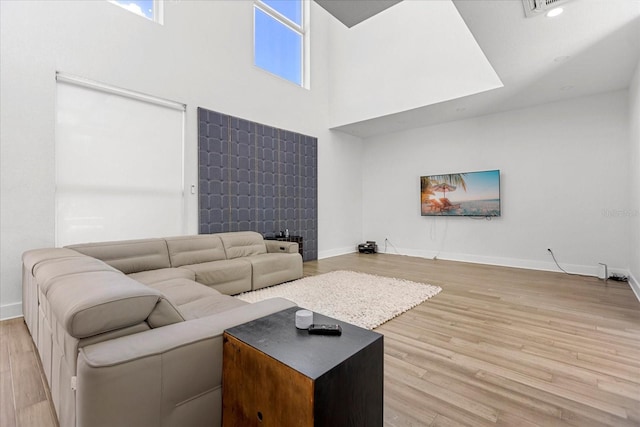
[421,170,501,217]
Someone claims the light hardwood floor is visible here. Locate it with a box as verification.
[1,253,639,426]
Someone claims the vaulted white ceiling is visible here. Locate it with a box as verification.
[321,0,640,137]
[327,1,504,131]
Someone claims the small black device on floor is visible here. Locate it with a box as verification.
[308,324,342,336]
[358,241,377,254]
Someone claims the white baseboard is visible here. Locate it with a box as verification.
[0,302,23,321]
[318,246,357,260]
[381,247,629,278]
[628,272,640,302]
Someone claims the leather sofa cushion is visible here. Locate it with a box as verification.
[46,271,162,338]
[165,235,226,267]
[179,259,252,295]
[147,278,220,306]
[218,231,267,259]
[128,268,195,285]
[22,248,85,275]
[146,278,248,320]
[35,257,120,290]
[66,238,171,274]
[245,253,303,290]
[179,294,248,320]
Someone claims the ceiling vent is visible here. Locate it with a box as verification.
[522,0,572,18]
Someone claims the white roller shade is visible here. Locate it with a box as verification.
[55,74,185,246]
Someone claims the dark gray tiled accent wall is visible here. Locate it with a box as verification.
[198,107,318,261]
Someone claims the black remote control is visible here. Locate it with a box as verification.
[308,324,342,336]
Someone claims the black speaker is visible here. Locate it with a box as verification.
[358,241,377,254]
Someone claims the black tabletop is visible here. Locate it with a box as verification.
[224,306,383,380]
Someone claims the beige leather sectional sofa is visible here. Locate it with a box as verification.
[21,231,302,427]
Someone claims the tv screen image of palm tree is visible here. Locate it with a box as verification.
[420,170,501,217]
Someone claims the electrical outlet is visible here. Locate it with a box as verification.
[597,263,608,280]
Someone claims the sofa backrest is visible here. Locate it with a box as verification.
[23,248,85,275]
[165,235,227,267]
[218,231,267,259]
[66,238,171,274]
[34,256,121,291]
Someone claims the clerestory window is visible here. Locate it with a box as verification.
[254,0,306,87]
[109,0,162,23]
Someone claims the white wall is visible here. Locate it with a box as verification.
[362,91,631,275]
[629,59,640,296]
[328,0,502,128]
[0,0,363,319]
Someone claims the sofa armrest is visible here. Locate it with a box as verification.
[76,297,297,427]
[264,240,299,254]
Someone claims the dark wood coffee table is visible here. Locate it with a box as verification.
[222,307,383,427]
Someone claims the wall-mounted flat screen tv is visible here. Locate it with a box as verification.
[420,169,501,217]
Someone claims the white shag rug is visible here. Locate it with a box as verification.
[235,270,442,329]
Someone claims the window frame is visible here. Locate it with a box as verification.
[253,0,308,88]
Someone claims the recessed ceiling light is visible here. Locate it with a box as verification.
[546,7,563,17]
